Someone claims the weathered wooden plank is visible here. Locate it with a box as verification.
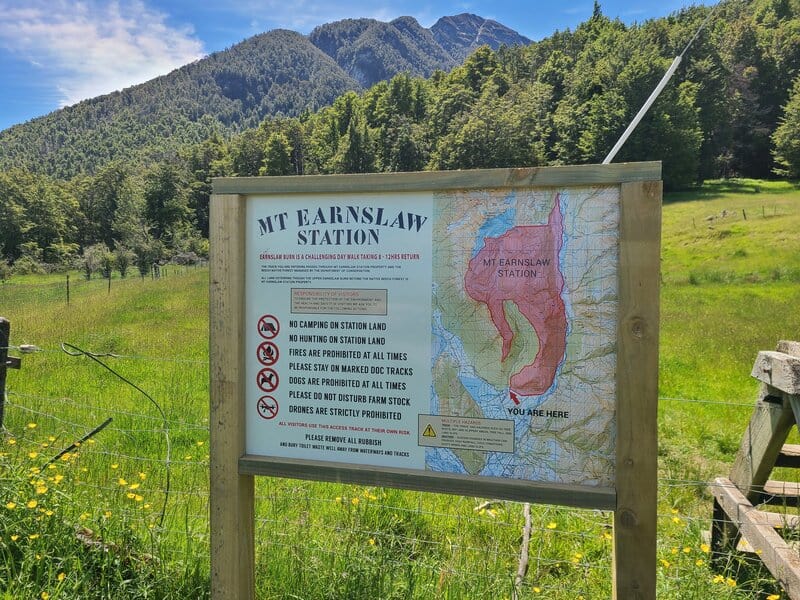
[238,455,616,510]
[755,510,800,530]
[761,480,800,507]
[613,180,662,600]
[777,341,800,358]
[729,386,795,500]
[213,162,661,195]
[752,351,800,395]
[210,194,255,600]
[775,444,800,469]
[712,476,800,599]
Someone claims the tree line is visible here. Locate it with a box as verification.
[1,0,799,277]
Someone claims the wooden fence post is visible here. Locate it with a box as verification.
[0,318,9,429]
[613,180,662,600]
[209,194,255,600]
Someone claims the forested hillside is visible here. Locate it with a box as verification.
[0,13,524,180]
[1,0,799,279]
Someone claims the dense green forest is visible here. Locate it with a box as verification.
[1,0,799,277]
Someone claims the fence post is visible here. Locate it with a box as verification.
[0,318,21,429]
[0,318,8,429]
[66,274,70,305]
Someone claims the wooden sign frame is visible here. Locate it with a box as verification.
[210,162,661,599]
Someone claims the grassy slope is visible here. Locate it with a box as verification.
[1,180,799,598]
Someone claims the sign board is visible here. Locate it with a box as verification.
[210,163,662,600]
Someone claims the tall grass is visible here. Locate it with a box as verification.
[0,179,798,598]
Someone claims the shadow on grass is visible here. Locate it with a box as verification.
[665,178,800,204]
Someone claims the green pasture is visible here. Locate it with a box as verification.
[1,179,799,598]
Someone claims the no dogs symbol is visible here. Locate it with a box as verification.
[257,367,279,393]
[257,341,279,366]
[257,396,279,420]
[257,315,280,339]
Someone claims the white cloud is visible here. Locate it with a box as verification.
[228,0,424,34]
[0,0,205,107]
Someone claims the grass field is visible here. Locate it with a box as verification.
[1,179,799,598]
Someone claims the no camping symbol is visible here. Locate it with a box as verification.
[257,315,280,339]
[257,396,279,420]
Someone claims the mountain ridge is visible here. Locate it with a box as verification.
[0,13,531,179]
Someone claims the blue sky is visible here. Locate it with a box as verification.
[0,0,702,132]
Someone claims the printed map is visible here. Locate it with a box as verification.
[430,187,619,487]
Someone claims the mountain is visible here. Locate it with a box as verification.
[0,14,531,179]
[309,17,457,87]
[431,13,532,61]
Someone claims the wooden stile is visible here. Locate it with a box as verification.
[712,341,800,599]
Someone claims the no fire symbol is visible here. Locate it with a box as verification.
[257,367,279,393]
[257,396,279,420]
[257,315,280,339]
[257,341,279,366]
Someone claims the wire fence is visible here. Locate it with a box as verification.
[3,379,792,597]
[0,273,793,598]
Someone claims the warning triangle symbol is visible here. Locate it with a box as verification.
[422,424,437,438]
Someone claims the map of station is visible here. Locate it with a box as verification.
[430,186,619,488]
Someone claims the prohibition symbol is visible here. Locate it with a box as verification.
[256,341,279,366]
[257,367,279,393]
[257,314,280,339]
[422,424,437,438]
[257,396,279,420]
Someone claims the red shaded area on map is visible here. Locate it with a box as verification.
[464,196,567,397]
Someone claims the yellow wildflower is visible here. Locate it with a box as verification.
[128,482,140,490]
[57,572,66,582]
[546,522,557,529]
[36,486,48,495]
[767,594,781,600]
[29,533,40,540]
[682,546,691,554]
[10,535,19,541]
[27,422,37,429]
[138,472,147,480]
[660,559,671,568]
[8,438,16,445]
[27,499,38,509]
[695,559,704,567]
[41,592,49,600]
[700,543,710,553]
[126,492,135,499]
[118,478,127,486]
[351,497,360,506]
[5,501,16,510]
[28,451,39,459]
[110,463,118,469]
[134,495,143,502]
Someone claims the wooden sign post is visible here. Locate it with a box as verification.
[209,162,661,599]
